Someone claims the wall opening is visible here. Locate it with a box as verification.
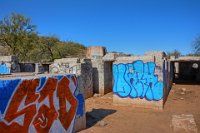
[172,61,200,84]
[104,61,113,94]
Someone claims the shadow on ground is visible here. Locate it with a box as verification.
[86,108,116,128]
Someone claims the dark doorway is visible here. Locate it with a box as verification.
[172,61,200,84]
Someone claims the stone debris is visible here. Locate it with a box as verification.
[181,88,186,92]
[171,114,198,133]
[93,93,101,97]
[98,120,107,127]
[180,97,184,100]
[180,92,186,95]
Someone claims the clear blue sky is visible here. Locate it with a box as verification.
[1,0,200,55]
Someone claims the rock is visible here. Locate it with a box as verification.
[93,93,100,97]
[98,121,107,127]
[171,114,198,133]
[181,88,187,92]
[180,97,184,100]
[180,92,186,95]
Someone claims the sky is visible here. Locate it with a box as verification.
[0,0,200,55]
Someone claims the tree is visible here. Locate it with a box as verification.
[167,49,181,58]
[193,35,200,55]
[0,13,87,62]
[38,36,59,61]
[0,13,37,61]
[56,41,86,58]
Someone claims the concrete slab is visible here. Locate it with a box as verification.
[171,114,198,133]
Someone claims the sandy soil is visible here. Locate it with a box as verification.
[79,84,200,133]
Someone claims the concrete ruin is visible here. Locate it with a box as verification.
[1,46,200,132]
[170,56,200,84]
[49,58,93,99]
[86,47,113,96]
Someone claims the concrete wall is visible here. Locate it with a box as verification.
[86,46,106,59]
[104,61,113,94]
[50,58,93,99]
[113,51,170,109]
[50,58,81,74]
[92,59,104,94]
[0,74,86,133]
[92,60,113,95]
[163,60,173,104]
[0,56,20,74]
[77,60,93,99]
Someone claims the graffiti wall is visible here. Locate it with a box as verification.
[0,63,10,74]
[113,60,164,101]
[0,74,85,133]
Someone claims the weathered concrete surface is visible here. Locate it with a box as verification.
[77,60,93,99]
[86,46,106,59]
[171,114,198,133]
[113,95,163,110]
[171,56,200,61]
[50,58,81,74]
[92,60,113,96]
[113,51,171,109]
[102,53,117,61]
[0,74,86,133]
[50,58,93,99]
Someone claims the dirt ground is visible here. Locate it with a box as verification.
[79,84,200,133]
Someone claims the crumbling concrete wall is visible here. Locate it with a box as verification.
[0,74,86,133]
[86,46,106,59]
[86,46,115,96]
[113,51,171,109]
[77,59,93,99]
[91,59,104,94]
[50,58,93,99]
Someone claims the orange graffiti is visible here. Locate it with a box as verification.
[0,75,78,133]
[33,78,58,133]
[57,76,78,130]
[0,79,39,133]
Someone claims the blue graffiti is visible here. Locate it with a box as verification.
[113,60,163,101]
[0,64,10,74]
[0,79,21,114]
[75,94,84,117]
